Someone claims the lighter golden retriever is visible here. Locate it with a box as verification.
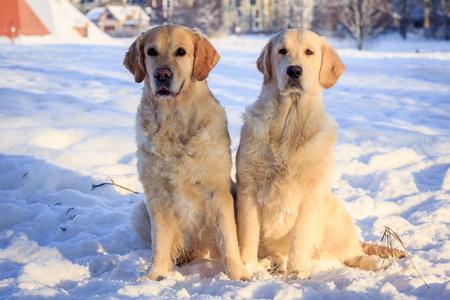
[124,25,251,281]
[236,29,404,280]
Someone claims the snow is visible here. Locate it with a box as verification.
[0,33,449,298]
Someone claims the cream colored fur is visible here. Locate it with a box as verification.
[125,25,250,281]
[236,29,383,280]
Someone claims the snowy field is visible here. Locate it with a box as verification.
[0,34,449,299]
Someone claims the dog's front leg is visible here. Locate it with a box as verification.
[236,189,261,269]
[137,201,176,282]
[214,192,252,280]
[286,181,326,280]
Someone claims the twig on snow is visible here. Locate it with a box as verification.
[91,179,140,194]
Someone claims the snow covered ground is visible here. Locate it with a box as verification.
[0,33,449,299]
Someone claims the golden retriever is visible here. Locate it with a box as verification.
[124,25,251,281]
[236,29,405,280]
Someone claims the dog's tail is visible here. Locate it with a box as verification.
[130,200,152,247]
[360,241,406,259]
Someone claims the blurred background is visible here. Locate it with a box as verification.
[1,0,449,49]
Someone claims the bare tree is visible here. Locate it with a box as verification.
[423,0,431,32]
[444,0,450,40]
[171,1,196,27]
[274,1,290,30]
[171,0,220,36]
[433,0,450,39]
[340,0,392,50]
[275,0,316,30]
[399,0,410,39]
[312,0,345,34]
[288,0,303,28]
[196,1,221,35]
[302,0,316,30]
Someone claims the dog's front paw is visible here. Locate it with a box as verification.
[230,267,252,281]
[135,269,167,282]
[259,255,287,275]
[259,257,273,271]
[226,262,252,281]
[285,269,311,280]
[238,269,252,281]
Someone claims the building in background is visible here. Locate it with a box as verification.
[1,0,117,44]
[86,4,150,36]
[70,0,449,39]
[71,0,112,13]
[146,0,174,25]
[222,0,263,33]
[221,0,318,34]
[0,0,50,43]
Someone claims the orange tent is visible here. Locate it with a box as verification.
[0,0,50,41]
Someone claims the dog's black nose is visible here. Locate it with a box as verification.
[154,68,172,82]
[287,65,303,79]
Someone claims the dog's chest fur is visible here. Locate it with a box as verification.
[241,93,336,238]
[136,94,230,233]
[245,95,326,188]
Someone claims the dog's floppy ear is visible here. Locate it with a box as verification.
[256,40,272,85]
[193,29,220,81]
[123,32,146,83]
[319,39,345,89]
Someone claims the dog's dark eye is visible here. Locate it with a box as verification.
[176,48,186,56]
[279,48,287,55]
[306,49,314,55]
[147,48,158,56]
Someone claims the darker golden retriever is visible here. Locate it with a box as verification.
[125,25,250,281]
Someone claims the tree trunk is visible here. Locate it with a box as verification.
[423,0,431,37]
[399,0,409,40]
[442,0,450,40]
[302,0,315,30]
[424,0,431,28]
[446,17,450,40]
[355,0,363,50]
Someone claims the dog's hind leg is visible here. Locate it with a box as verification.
[361,241,406,259]
[130,200,152,246]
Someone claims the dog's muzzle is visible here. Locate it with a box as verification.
[282,65,303,92]
[153,67,172,97]
[286,65,303,79]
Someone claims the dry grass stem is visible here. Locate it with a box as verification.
[382,226,429,288]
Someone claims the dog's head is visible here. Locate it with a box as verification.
[124,25,220,100]
[257,29,345,95]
